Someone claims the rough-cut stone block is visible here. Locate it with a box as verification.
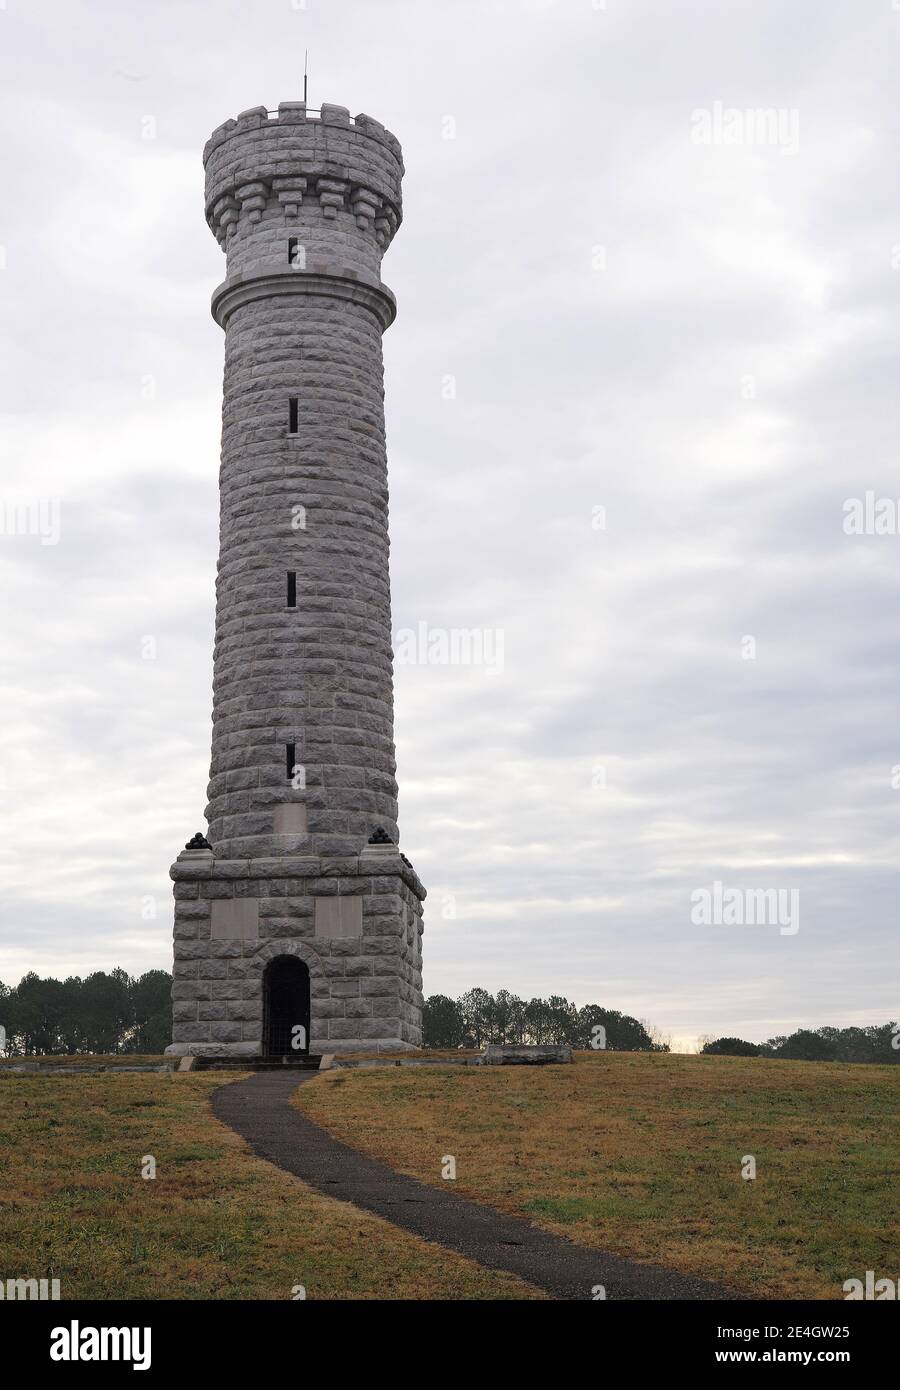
[330,979,361,997]
[210,1022,243,1043]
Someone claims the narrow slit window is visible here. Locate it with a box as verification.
[286,742,296,782]
[288,397,299,434]
[288,237,299,265]
[287,571,297,608]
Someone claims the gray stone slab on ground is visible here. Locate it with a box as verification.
[482,1044,572,1065]
[211,1072,744,1301]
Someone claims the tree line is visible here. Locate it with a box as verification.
[1,970,896,1064]
[428,990,900,1064]
[423,989,669,1050]
[702,1025,900,1064]
[0,970,172,1055]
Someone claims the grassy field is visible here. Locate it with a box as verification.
[296,1051,900,1299]
[0,1070,541,1300]
[3,1053,894,1301]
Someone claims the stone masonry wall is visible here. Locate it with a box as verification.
[204,105,402,863]
[206,289,397,860]
[171,849,424,1053]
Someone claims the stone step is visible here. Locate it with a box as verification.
[194,1054,324,1072]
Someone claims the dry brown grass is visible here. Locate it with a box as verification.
[0,1070,542,1300]
[296,1051,900,1299]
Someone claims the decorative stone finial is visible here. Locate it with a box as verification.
[185,831,212,851]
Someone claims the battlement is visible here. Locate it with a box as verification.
[204,102,404,272]
[204,103,403,167]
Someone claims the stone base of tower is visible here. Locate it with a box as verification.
[163,1040,421,1058]
[164,843,425,1057]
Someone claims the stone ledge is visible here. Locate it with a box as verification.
[164,1042,260,1058]
[210,267,396,333]
[164,1038,419,1058]
[170,850,426,900]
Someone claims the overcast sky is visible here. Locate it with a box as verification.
[1,0,898,1049]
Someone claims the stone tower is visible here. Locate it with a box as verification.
[165,102,425,1058]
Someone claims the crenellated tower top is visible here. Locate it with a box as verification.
[203,103,404,289]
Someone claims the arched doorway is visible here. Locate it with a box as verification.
[262,956,311,1056]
